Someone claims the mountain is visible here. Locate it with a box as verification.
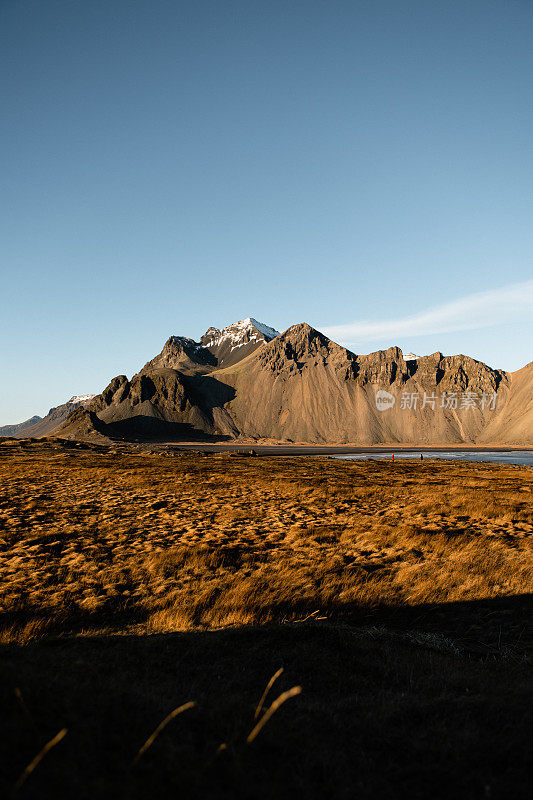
[200,318,280,368]
[0,415,42,437]
[139,318,279,375]
[52,319,532,445]
[478,361,533,444]
[209,324,511,444]
[140,337,217,375]
[7,395,96,438]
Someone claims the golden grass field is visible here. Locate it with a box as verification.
[0,437,532,798]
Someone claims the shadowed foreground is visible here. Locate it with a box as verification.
[1,615,532,800]
[0,439,531,797]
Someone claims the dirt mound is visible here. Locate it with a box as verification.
[53,408,114,441]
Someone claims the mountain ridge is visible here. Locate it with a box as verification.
[5,395,96,439]
[0,415,43,437]
[50,318,531,446]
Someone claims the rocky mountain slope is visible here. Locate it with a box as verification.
[478,361,533,444]
[0,416,42,437]
[209,324,512,444]
[200,318,280,368]
[9,395,96,438]
[52,317,532,445]
[140,318,280,375]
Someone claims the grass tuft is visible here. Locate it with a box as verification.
[12,728,67,794]
[247,686,303,744]
[133,701,196,765]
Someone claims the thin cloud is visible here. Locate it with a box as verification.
[321,279,533,344]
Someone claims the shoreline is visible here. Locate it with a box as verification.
[156,442,533,456]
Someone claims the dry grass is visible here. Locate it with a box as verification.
[0,439,531,644]
[1,624,531,799]
[246,684,302,743]
[133,701,195,765]
[1,438,531,798]
[12,727,67,794]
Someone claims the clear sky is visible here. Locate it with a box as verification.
[1,0,532,424]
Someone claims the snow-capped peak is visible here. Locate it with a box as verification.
[67,394,95,405]
[201,318,279,349]
[246,318,280,339]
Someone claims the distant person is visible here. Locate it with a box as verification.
[420,454,423,461]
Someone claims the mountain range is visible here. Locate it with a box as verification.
[45,317,531,446]
[0,395,95,439]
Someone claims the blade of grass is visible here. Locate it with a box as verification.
[247,686,302,744]
[12,728,67,794]
[14,688,39,735]
[254,668,284,720]
[133,701,195,765]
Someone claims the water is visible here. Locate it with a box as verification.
[333,451,533,467]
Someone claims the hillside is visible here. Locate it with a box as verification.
[16,395,96,438]
[479,362,533,445]
[0,415,42,437]
[52,319,532,445]
[210,324,510,444]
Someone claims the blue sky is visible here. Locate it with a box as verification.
[1,0,532,424]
